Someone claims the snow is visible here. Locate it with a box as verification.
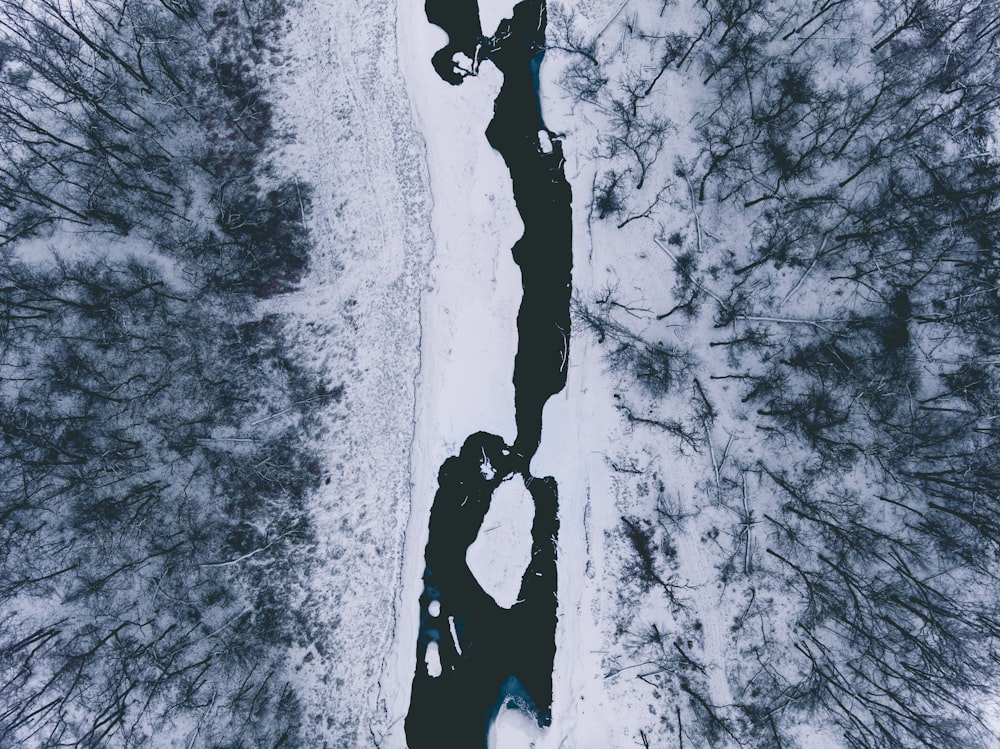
[269,0,436,743]
[452,52,477,76]
[397,8,521,454]
[488,703,546,748]
[480,449,498,479]
[479,0,519,36]
[466,477,535,608]
[448,616,464,654]
[425,641,443,678]
[537,129,553,154]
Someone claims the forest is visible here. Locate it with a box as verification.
[0,0,326,745]
[556,0,1000,746]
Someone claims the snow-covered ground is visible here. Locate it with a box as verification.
[270,0,436,743]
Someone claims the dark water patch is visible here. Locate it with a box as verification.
[482,0,572,463]
[425,0,483,83]
[405,433,559,748]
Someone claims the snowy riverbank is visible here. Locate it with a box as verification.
[269,0,434,743]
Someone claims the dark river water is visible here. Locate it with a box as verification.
[404,1,572,746]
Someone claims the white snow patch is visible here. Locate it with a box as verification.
[271,0,435,745]
[487,702,545,749]
[452,52,476,77]
[537,130,553,154]
[466,478,535,608]
[425,641,442,678]
[448,615,464,655]
[480,448,497,479]
[985,698,1000,737]
[480,0,518,35]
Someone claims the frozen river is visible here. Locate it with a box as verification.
[403,1,571,746]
